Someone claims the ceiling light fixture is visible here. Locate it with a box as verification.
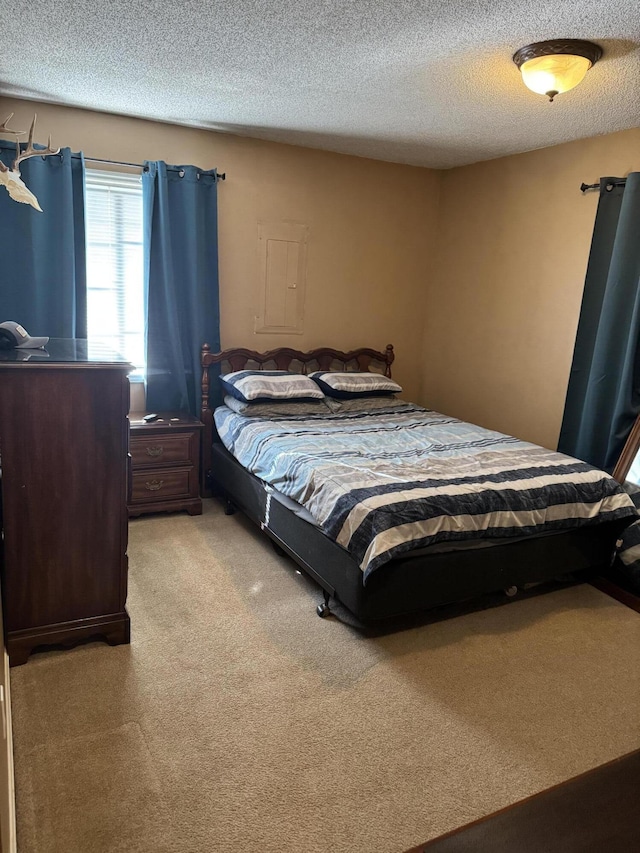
[512,39,603,102]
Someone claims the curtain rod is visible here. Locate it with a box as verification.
[82,155,226,181]
[580,178,626,193]
[1,142,226,181]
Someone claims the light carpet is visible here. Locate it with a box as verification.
[10,501,640,853]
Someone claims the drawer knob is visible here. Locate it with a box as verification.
[145,479,164,491]
[146,445,164,457]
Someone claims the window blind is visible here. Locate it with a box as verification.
[85,169,144,376]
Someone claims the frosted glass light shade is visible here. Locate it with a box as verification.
[520,54,592,100]
[512,40,603,102]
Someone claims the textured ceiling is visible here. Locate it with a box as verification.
[2,0,640,169]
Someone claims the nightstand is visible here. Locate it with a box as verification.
[128,412,203,517]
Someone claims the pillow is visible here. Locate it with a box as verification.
[220,370,324,403]
[224,395,331,418]
[323,396,416,414]
[309,371,402,399]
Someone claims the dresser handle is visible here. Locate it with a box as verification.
[146,445,164,457]
[145,480,164,491]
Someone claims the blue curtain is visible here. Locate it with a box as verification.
[142,161,220,416]
[558,173,640,472]
[0,140,86,338]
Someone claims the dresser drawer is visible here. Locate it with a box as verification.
[130,433,193,468]
[130,467,195,503]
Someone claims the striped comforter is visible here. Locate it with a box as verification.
[214,402,637,580]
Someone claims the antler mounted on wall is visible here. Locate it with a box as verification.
[0,113,60,212]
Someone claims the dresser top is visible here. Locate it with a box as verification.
[0,338,133,368]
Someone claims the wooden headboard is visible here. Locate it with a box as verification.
[199,343,395,494]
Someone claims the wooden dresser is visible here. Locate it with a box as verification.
[128,412,203,517]
[0,339,132,666]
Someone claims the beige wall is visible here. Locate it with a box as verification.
[0,98,440,402]
[426,128,640,449]
[3,96,639,446]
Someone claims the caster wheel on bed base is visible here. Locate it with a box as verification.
[504,586,519,597]
[271,540,287,558]
[316,590,332,618]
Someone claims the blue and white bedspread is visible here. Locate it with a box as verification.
[214,403,638,580]
[617,489,640,590]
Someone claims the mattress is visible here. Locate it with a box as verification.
[214,401,637,578]
[265,479,568,557]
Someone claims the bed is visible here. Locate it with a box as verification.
[200,343,636,623]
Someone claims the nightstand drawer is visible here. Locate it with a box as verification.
[130,467,194,503]
[130,433,192,468]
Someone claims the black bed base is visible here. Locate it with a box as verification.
[210,443,626,624]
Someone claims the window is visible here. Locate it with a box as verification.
[85,170,144,377]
